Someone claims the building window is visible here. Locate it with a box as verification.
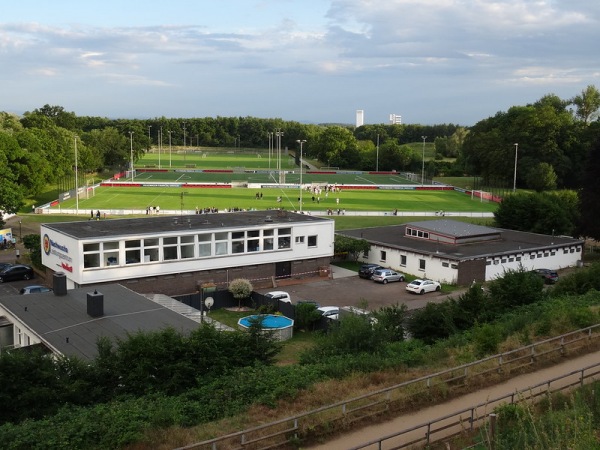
[442,262,449,267]
[214,232,228,256]
[400,255,407,266]
[295,236,305,244]
[277,228,291,249]
[103,241,120,267]
[509,257,514,262]
[83,242,101,268]
[263,229,274,251]
[163,236,178,260]
[501,258,507,263]
[125,239,141,264]
[180,235,195,259]
[197,234,211,257]
[380,250,387,262]
[419,259,426,271]
[451,263,458,269]
[144,238,160,262]
[308,235,317,247]
[516,256,522,261]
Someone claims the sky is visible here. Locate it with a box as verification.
[1,1,599,126]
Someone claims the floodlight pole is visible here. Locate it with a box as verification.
[376,134,379,172]
[296,140,306,212]
[74,136,79,215]
[129,131,134,182]
[421,136,427,185]
[513,143,518,192]
[168,131,173,168]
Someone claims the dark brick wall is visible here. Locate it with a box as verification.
[49,256,330,296]
[457,258,487,285]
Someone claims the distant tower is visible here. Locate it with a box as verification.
[356,110,364,127]
[389,114,402,125]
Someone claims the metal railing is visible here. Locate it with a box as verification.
[350,362,600,449]
[176,324,600,450]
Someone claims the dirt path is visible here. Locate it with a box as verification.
[306,350,600,449]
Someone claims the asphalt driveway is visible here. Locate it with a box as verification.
[257,266,461,312]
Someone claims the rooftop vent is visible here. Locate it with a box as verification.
[53,272,67,296]
[265,216,273,222]
[87,290,104,317]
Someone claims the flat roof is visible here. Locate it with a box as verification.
[42,210,330,240]
[338,220,583,260]
[0,284,200,361]
[407,219,500,238]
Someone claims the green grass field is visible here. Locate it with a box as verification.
[56,186,497,214]
[45,149,495,215]
[133,169,417,185]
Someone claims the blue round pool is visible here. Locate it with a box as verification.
[238,314,294,341]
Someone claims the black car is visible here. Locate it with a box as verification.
[358,264,383,279]
[534,268,559,284]
[0,264,34,283]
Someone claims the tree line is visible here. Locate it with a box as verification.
[0,85,599,227]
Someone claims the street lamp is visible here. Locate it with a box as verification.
[275,129,284,182]
[421,136,427,185]
[74,136,79,215]
[129,131,134,182]
[182,122,186,162]
[19,220,22,243]
[147,125,152,150]
[159,127,162,169]
[513,143,518,192]
[168,131,173,168]
[376,134,379,172]
[296,139,306,212]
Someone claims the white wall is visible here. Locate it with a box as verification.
[41,220,335,286]
[362,242,584,284]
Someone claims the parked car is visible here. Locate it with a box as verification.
[317,306,339,320]
[0,262,12,271]
[264,291,292,304]
[0,264,34,283]
[372,269,405,284]
[20,285,53,295]
[534,268,559,284]
[358,264,383,279]
[405,279,441,294]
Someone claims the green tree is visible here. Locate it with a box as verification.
[228,278,253,310]
[294,303,322,331]
[571,85,600,124]
[525,162,557,191]
[333,235,370,261]
[494,192,577,236]
[372,303,409,342]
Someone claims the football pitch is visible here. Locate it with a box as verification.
[57,186,497,215]
[52,150,496,215]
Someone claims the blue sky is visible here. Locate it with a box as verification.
[2,1,599,125]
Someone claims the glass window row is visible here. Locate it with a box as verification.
[82,228,299,269]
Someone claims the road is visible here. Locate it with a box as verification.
[306,349,600,449]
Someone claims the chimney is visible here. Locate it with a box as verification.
[53,272,67,296]
[87,290,104,317]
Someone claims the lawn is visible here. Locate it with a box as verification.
[53,186,497,214]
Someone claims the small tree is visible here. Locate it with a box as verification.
[228,278,253,310]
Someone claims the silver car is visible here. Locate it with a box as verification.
[372,269,405,284]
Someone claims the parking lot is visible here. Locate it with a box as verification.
[257,266,462,312]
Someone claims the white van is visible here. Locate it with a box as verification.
[264,291,292,304]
